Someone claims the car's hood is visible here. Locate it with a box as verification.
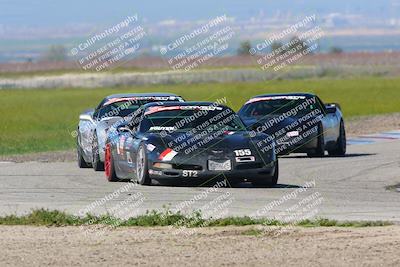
[145,130,266,154]
[241,115,298,134]
[97,116,129,129]
[100,116,125,124]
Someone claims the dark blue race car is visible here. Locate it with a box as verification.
[104,102,278,186]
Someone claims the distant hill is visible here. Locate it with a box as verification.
[0,0,398,26]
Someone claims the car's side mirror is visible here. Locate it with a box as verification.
[79,114,94,122]
[326,106,337,114]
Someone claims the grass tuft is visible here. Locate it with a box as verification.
[0,209,393,228]
[385,183,400,192]
[0,209,83,226]
[241,228,264,236]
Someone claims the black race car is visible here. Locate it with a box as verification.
[238,93,346,157]
[104,102,278,186]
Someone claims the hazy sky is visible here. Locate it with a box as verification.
[0,0,398,26]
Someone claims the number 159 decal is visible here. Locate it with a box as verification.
[234,149,252,156]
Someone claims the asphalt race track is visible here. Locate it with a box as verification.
[1,139,399,222]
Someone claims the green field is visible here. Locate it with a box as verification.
[1,77,400,155]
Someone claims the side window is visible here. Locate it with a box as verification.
[129,109,143,131]
[92,109,99,120]
[315,97,327,115]
[94,107,106,120]
[93,100,106,120]
[241,103,256,117]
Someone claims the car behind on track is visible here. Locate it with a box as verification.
[238,93,346,157]
[77,93,185,170]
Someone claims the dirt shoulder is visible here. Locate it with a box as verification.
[0,149,76,163]
[1,113,399,163]
[1,225,399,266]
[346,112,400,136]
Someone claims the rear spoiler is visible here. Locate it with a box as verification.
[325,103,341,110]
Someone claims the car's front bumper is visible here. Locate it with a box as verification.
[276,129,319,155]
[148,161,277,181]
[276,138,318,155]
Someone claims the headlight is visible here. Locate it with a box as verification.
[146,144,156,151]
[153,163,173,169]
[287,131,299,137]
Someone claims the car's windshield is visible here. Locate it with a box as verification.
[98,97,183,119]
[139,106,246,133]
[98,102,141,118]
[241,97,320,118]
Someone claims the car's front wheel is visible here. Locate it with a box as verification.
[328,120,346,156]
[136,144,151,185]
[252,160,279,187]
[105,144,119,182]
[92,132,104,171]
[307,124,325,157]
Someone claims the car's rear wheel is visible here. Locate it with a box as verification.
[105,144,119,182]
[307,124,325,157]
[92,132,104,171]
[328,120,346,156]
[252,160,279,187]
[137,144,151,185]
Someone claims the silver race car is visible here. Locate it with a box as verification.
[77,93,185,170]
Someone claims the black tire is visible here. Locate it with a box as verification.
[328,120,347,156]
[136,144,151,185]
[307,124,325,157]
[226,178,242,188]
[77,146,91,168]
[105,144,119,182]
[77,132,91,168]
[252,160,279,187]
[92,132,104,171]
